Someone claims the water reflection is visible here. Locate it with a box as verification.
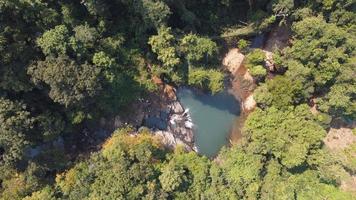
[177,87,240,157]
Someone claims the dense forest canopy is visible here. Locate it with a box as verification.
[0,0,355,199]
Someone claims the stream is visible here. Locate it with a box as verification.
[177,88,240,157]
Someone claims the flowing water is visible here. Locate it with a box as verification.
[176,88,240,157]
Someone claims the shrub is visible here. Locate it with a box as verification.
[188,68,224,94]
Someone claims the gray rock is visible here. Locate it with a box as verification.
[154,130,176,148]
[169,101,184,114]
[153,130,193,152]
[114,115,123,128]
[140,99,196,152]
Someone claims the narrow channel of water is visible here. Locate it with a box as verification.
[176,88,240,157]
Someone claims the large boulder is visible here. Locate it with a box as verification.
[169,101,184,114]
[154,130,192,151]
[222,48,245,75]
[243,94,256,112]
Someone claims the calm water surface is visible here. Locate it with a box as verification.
[177,88,240,157]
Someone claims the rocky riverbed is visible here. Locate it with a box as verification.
[97,77,197,152]
[151,100,196,151]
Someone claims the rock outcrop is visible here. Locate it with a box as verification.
[223,48,257,113]
[264,24,291,52]
[223,48,245,75]
[152,100,195,151]
[126,75,196,151]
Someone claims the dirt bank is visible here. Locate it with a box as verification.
[223,48,256,113]
[222,48,257,144]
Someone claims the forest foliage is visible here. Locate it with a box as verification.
[0,0,355,199]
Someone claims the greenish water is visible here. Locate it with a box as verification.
[177,88,240,157]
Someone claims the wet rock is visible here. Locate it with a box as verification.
[169,101,184,114]
[146,100,196,152]
[143,116,167,130]
[167,110,194,145]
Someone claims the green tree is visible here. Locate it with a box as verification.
[0,31,33,92]
[163,150,211,199]
[28,56,102,107]
[81,0,110,18]
[73,24,99,49]
[270,0,294,15]
[254,75,305,109]
[34,112,65,142]
[286,16,355,88]
[245,49,267,79]
[188,68,224,94]
[22,186,56,200]
[54,128,165,200]
[0,98,33,166]
[92,51,115,68]
[36,25,70,56]
[159,164,188,192]
[134,0,171,29]
[249,65,266,78]
[318,63,356,119]
[218,147,264,199]
[237,39,250,53]
[180,34,217,65]
[244,105,326,168]
[148,27,180,68]
[55,161,93,199]
[319,83,356,119]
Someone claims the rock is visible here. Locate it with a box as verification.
[175,138,192,151]
[164,84,177,100]
[243,94,256,112]
[154,130,176,148]
[264,50,275,71]
[264,24,291,52]
[183,129,194,143]
[143,116,167,130]
[160,111,169,120]
[114,115,123,128]
[149,103,196,152]
[138,126,149,133]
[135,111,145,126]
[169,101,184,114]
[223,48,245,75]
[168,113,194,144]
[324,127,356,151]
[153,130,193,151]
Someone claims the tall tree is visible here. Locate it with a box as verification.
[28,56,102,107]
[148,26,181,69]
[0,98,33,166]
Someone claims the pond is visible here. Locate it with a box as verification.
[176,88,241,157]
